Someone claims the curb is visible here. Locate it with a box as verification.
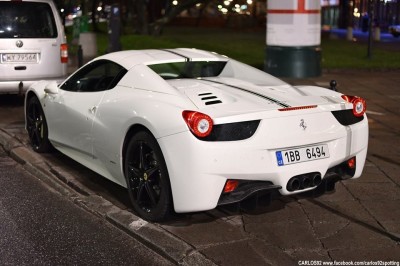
[0,128,216,266]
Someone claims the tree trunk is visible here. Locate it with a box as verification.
[136,0,149,34]
[195,0,211,27]
[91,0,99,32]
[150,0,208,36]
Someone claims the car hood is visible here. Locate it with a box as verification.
[167,77,331,114]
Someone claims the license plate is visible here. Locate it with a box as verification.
[276,144,329,166]
[2,53,38,63]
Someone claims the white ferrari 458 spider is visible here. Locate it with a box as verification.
[25,48,368,221]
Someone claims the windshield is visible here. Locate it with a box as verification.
[0,2,57,38]
[148,59,287,86]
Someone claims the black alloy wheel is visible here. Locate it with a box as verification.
[124,131,172,222]
[26,96,52,153]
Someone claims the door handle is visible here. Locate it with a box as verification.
[89,106,97,114]
[15,66,27,70]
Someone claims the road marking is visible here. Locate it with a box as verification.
[129,219,148,230]
[389,95,400,99]
[367,110,385,116]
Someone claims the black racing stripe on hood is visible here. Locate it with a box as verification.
[160,49,190,61]
[202,79,291,108]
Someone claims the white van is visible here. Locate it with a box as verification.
[0,0,68,94]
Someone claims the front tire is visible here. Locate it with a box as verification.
[124,131,172,222]
[26,96,52,153]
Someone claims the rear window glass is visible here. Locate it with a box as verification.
[148,61,227,80]
[0,2,57,38]
[148,60,287,86]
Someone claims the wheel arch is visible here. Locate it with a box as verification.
[122,126,174,221]
[119,105,188,176]
[121,124,175,216]
[25,90,53,153]
[26,90,38,101]
[121,124,155,176]
[24,91,41,129]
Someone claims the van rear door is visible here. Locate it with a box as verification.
[0,1,67,81]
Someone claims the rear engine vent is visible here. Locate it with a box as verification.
[331,109,364,125]
[201,96,217,100]
[198,92,222,105]
[205,100,222,105]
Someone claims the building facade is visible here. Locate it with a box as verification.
[323,0,400,30]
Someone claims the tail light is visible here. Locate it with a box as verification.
[60,43,68,63]
[278,105,317,111]
[341,95,366,117]
[182,111,213,138]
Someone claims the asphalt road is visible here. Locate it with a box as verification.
[1,71,400,265]
[0,146,172,265]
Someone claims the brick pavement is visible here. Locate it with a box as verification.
[0,70,399,265]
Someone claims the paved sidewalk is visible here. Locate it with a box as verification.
[1,70,399,265]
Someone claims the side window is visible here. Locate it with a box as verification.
[60,60,126,92]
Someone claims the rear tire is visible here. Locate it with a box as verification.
[26,96,52,153]
[124,131,172,222]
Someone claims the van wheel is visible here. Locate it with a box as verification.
[124,131,172,222]
[26,96,52,153]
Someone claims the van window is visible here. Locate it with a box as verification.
[0,2,57,38]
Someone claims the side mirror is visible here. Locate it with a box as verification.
[44,81,59,94]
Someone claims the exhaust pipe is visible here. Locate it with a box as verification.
[287,172,322,192]
[287,177,300,192]
[312,174,322,187]
[301,176,311,188]
[18,81,23,96]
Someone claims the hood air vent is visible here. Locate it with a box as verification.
[198,92,222,105]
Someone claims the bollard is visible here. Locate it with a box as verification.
[346,27,353,41]
[107,4,122,53]
[265,0,321,78]
[373,27,381,41]
[78,32,97,62]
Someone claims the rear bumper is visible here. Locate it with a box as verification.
[217,181,282,205]
[158,113,368,213]
[0,78,65,94]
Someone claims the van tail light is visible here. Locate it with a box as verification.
[341,95,366,117]
[182,111,213,138]
[347,157,356,169]
[60,43,68,63]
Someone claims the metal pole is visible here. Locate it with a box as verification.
[367,0,374,59]
[78,45,83,68]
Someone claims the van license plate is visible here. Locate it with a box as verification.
[2,53,38,63]
[276,144,329,166]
